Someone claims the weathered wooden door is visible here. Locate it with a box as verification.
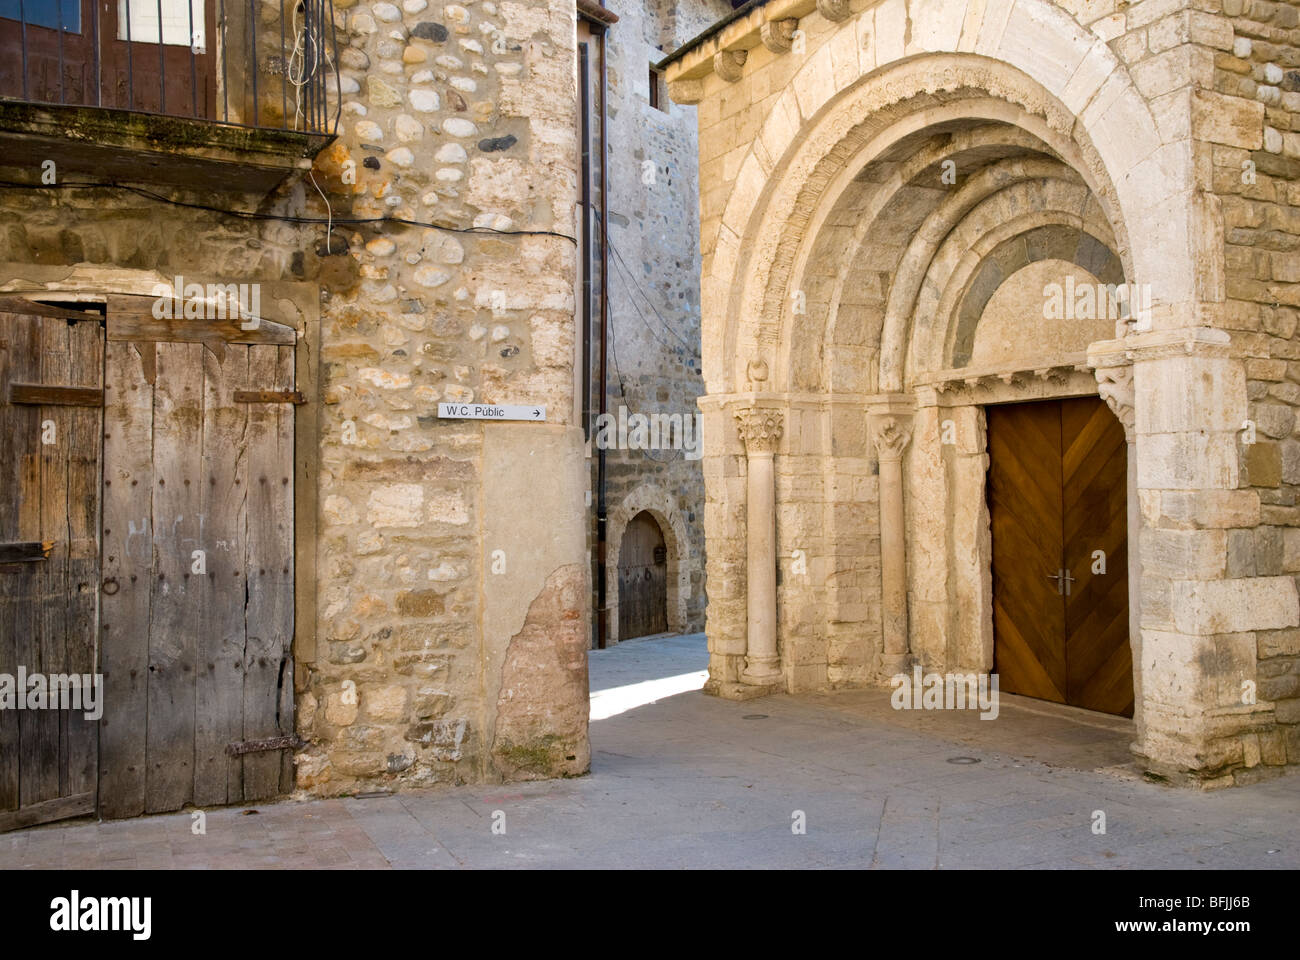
[98,298,297,818]
[0,300,104,832]
[987,397,1132,717]
[617,511,668,640]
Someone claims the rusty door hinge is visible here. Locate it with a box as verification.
[233,390,306,405]
[225,735,307,757]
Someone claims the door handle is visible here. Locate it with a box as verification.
[1046,568,1075,596]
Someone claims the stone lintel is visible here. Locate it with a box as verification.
[1087,327,1235,369]
[701,390,879,410]
[863,392,917,419]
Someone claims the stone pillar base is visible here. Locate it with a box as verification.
[740,657,782,686]
[878,653,913,679]
[706,680,783,701]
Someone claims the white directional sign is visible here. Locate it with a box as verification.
[437,402,546,422]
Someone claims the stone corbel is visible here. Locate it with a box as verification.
[714,49,748,83]
[1087,337,1137,442]
[760,18,798,53]
[817,0,851,22]
[1094,364,1136,441]
[666,78,703,105]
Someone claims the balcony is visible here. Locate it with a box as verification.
[0,0,340,195]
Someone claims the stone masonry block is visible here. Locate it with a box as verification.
[1170,576,1300,635]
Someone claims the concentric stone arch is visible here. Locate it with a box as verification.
[707,44,1192,395]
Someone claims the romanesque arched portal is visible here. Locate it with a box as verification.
[666,0,1300,786]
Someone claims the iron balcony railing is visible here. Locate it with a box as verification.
[0,0,340,133]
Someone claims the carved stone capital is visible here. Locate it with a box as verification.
[871,416,913,462]
[1094,364,1135,440]
[760,18,798,53]
[714,49,748,83]
[816,0,851,22]
[736,407,784,455]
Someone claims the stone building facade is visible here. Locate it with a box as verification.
[303,0,589,792]
[0,0,603,827]
[587,0,728,646]
[664,0,1300,786]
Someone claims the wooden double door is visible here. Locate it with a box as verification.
[987,397,1133,717]
[0,296,296,831]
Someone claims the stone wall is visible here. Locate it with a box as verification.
[0,0,592,799]
[588,0,730,643]
[1203,0,1300,782]
[305,0,586,792]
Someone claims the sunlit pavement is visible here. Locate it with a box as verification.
[3,631,1298,869]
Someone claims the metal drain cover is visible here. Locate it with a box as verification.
[946,756,981,765]
[742,714,768,720]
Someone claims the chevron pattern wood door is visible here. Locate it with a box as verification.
[988,401,1067,704]
[1061,398,1133,716]
[987,398,1133,718]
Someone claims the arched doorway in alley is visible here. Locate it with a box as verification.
[617,511,668,640]
[606,483,690,644]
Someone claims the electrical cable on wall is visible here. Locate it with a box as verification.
[608,239,701,362]
[607,314,682,464]
[307,169,333,253]
[287,0,334,133]
[608,237,700,359]
[0,180,579,243]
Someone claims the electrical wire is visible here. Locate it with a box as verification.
[607,238,700,362]
[608,237,699,358]
[307,168,332,253]
[605,311,681,463]
[607,250,679,356]
[0,179,579,243]
[287,0,335,133]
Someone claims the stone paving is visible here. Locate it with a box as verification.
[3,632,1298,869]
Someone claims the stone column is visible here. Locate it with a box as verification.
[869,403,914,677]
[735,406,784,687]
